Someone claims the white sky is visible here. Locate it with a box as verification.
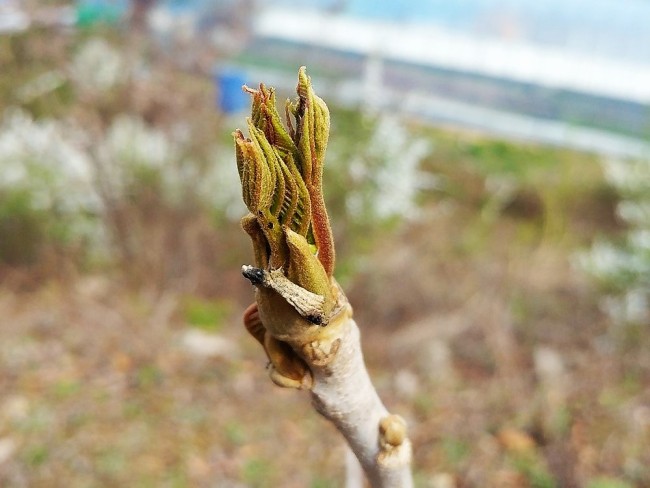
[255,8,650,104]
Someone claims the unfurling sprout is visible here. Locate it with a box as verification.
[233,68,414,486]
[234,67,335,279]
[235,67,339,385]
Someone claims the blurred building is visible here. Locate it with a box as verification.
[239,0,650,156]
[147,0,252,50]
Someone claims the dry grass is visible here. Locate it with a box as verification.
[0,277,344,487]
[2,174,648,487]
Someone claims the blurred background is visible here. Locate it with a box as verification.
[0,0,648,486]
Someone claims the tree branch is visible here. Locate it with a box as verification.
[306,313,413,487]
[235,67,413,486]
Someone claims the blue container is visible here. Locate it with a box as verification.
[213,67,248,114]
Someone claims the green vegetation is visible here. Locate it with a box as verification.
[510,452,556,488]
[182,296,231,331]
[579,158,649,327]
[0,189,48,265]
[242,458,275,486]
[587,477,635,488]
[441,438,470,467]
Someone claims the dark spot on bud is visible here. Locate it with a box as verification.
[306,314,324,325]
[242,266,265,286]
[267,222,274,229]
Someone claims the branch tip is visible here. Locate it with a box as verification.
[242,264,266,286]
[242,84,256,94]
[241,265,328,325]
[379,414,408,448]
